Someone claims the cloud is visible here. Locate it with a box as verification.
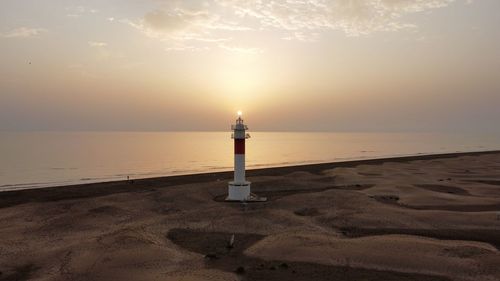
[282,31,320,42]
[66,6,99,18]
[165,44,210,51]
[143,9,215,32]
[218,0,457,36]
[127,0,465,50]
[0,27,46,38]
[126,7,241,40]
[218,43,263,54]
[125,6,238,51]
[88,41,108,47]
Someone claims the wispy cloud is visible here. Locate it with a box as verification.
[66,6,98,18]
[88,41,108,47]
[165,44,210,52]
[0,27,46,38]
[218,43,263,54]
[282,32,320,42]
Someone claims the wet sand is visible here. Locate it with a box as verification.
[1,151,500,281]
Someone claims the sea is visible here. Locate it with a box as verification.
[1,131,499,191]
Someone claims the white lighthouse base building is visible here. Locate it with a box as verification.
[227,181,251,201]
[226,182,265,202]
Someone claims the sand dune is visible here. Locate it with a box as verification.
[246,233,498,281]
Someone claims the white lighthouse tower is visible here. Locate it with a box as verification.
[226,112,254,201]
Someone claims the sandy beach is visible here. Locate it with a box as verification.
[1,151,500,281]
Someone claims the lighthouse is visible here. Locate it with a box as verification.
[226,111,252,201]
[226,112,266,202]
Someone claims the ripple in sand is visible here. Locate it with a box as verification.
[340,227,500,250]
[414,184,471,196]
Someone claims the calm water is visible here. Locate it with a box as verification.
[1,132,499,191]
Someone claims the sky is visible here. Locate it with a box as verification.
[0,0,499,132]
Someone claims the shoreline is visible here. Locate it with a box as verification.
[1,150,499,209]
[3,148,499,191]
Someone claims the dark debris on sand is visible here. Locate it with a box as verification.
[0,264,39,281]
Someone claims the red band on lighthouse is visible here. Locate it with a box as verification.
[234,139,245,154]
